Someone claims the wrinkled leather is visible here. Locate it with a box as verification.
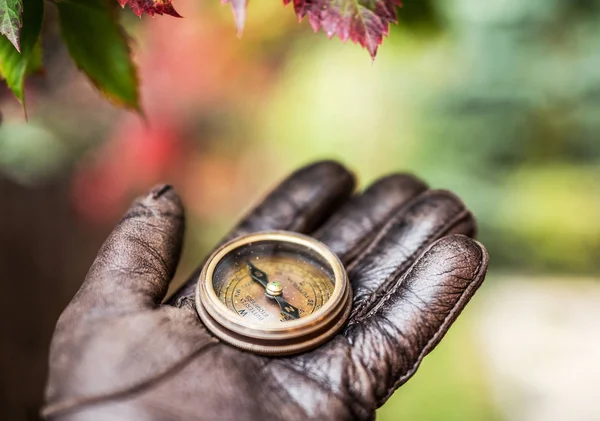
[42,161,489,421]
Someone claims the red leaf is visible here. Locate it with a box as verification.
[284,0,402,58]
[117,0,181,18]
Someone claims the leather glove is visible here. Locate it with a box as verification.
[42,161,489,421]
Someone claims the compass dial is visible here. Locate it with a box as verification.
[196,231,351,355]
[213,243,335,324]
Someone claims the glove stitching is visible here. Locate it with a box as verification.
[320,195,411,265]
[378,245,487,404]
[344,196,421,274]
[352,214,472,326]
[344,191,447,274]
[348,208,471,324]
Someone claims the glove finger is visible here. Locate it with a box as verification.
[344,235,488,408]
[313,174,427,265]
[167,160,355,303]
[225,160,355,239]
[60,185,185,324]
[348,189,476,319]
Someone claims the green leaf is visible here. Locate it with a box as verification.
[0,0,43,103]
[0,0,22,51]
[57,0,139,110]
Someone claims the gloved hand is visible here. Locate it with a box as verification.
[43,161,488,421]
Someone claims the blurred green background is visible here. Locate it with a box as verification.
[1,0,599,420]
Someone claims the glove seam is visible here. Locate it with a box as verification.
[377,242,488,404]
[348,207,471,324]
[316,188,416,264]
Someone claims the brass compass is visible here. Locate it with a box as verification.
[195,231,352,355]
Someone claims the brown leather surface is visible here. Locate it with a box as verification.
[42,161,489,421]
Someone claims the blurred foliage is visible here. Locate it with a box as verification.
[0,121,68,184]
[414,0,600,274]
[0,0,442,111]
[0,0,596,276]
[395,0,441,31]
[261,0,600,275]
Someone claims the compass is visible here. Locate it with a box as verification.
[195,231,352,355]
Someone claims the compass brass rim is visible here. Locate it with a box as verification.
[198,278,350,341]
[196,282,353,356]
[196,231,348,333]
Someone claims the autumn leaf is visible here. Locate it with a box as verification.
[284,0,402,58]
[0,0,43,105]
[57,0,140,110]
[0,0,22,51]
[117,0,181,18]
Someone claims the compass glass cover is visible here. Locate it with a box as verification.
[212,240,335,325]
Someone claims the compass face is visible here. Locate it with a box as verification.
[212,241,335,325]
[196,231,351,355]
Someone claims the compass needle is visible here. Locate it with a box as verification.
[247,262,301,319]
